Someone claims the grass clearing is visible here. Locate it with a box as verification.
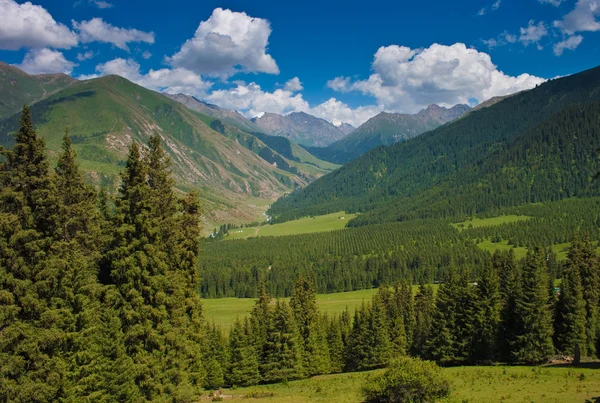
[452,215,531,230]
[211,365,600,402]
[476,239,600,261]
[225,211,358,240]
[204,286,440,332]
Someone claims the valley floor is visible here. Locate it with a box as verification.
[206,365,600,402]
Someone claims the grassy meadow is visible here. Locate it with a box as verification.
[210,365,600,402]
[451,215,531,230]
[225,211,358,240]
[203,286,441,331]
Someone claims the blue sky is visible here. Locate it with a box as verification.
[0,0,598,126]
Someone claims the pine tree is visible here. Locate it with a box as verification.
[290,276,329,375]
[412,282,434,356]
[227,318,260,387]
[204,323,226,390]
[395,281,415,349]
[472,260,501,362]
[326,315,345,373]
[554,239,588,357]
[569,235,600,357]
[260,300,304,383]
[513,248,555,364]
[495,250,521,362]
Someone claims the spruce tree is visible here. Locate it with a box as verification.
[472,260,501,362]
[227,318,260,387]
[203,323,226,390]
[412,282,434,356]
[513,248,555,364]
[554,239,588,356]
[495,250,521,362]
[290,276,330,375]
[326,314,345,373]
[260,300,304,383]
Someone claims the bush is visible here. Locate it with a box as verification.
[362,356,451,403]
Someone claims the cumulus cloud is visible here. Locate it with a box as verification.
[167,8,279,78]
[16,48,75,74]
[283,77,303,92]
[204,81,379,127]
[327,43,545,113]
[554,0,600,35]
[519,20,549,48]
[554,34,584,55]
[81,58,211,96]
[0,0,78,50]
[73,18,154,50]
[142,51,152,59]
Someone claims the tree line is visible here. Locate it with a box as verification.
[201,236,599,390]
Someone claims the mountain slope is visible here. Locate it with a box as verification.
[252,111,348,147]
[306,104,470,164]
[0,72,320,225]
[0,61,75,120]
[165,93,262,134]
[268,65,600,224]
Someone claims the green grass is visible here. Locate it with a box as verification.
[225,211,358,240]
[452,215,531,230]
[210,365,600,402]
[204,286,440,332]
[476,239,600,261]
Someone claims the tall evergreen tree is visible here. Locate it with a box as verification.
[472,260,501,362]
[260,300,304,383]
[513,248,555,364]
[554,237,589,357]
[227,318,260,387]
[412,282,435,356]
[495,250,521,362]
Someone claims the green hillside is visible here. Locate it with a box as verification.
[0,71,330,225]
[0,61,75,120]
[269,65,600,225]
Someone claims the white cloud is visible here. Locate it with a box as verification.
[76,50,95,61]
[539,0,564,5]
[553,34,584,55]
[81,58,211,96]
[283,77,303,92]
[478,7,487,16]
[73,18,154,51]
[554,0,600,35]
[327,43,545,113]
[492,0,502,10]
[91,0,113,8]
[16,48,75,74]
[0,0,78,50]
[142,51,152,59]
[519,20,548,48]
[167,7,279,78]
[204,81,379,127]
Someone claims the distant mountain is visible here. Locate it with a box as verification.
[334,121,356,135]
[0,61,75,120]
[306,104,471,164]
[0,65,336,226]
[165,93,262,134]
[268,65,600,225]
[252,111,349,147]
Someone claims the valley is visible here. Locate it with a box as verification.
[2,2,600,400]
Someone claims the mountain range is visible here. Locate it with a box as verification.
[304,104,471,164]
[268,65,600,225]
[0,62,337,227]
[251,111,351,147]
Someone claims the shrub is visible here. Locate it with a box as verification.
[362,356,451,403]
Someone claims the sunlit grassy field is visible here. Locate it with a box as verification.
[452,215,531,230]
[225,211,358,240]
[476,239,600,262]
[206,365,600,402]
[203,286,440,332]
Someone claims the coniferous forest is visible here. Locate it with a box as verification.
[2,107,600,402]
